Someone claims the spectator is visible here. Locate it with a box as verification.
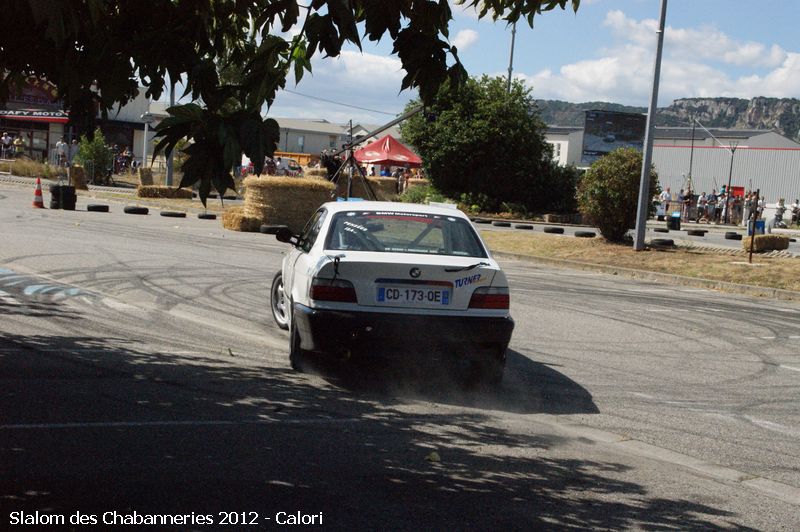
[380,166,391,177]
[696,192,707,222]
[790,198,799,227]
[682,188,693,221]
[1,132,11,158]
[55,137,68,166]
[13,135,26,157]
[659,186,671,214]
[706,189,718,222]
[68,139,79,165]
[757,195,766,219]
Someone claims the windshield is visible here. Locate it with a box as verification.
[324,210,487,257]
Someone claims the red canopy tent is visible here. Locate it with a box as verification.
[353,134,421,167]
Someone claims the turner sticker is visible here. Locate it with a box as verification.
[454,274,486,289]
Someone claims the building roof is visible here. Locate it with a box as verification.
[275,118,349,135]
[653,126,774,140]
[547,126,583,134]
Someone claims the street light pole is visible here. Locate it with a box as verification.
[724,142,738,224]
[633,0,668,251]
[507,21,517,93]
[166,82,175,186]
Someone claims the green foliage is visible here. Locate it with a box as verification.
[401,75,574,213]
[75,128,113,181]
[399,184,447,205]
[575,148,660,242]
[1,1,581,205]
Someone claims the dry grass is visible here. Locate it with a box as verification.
[136,185,194,199]
[480,231,800,292]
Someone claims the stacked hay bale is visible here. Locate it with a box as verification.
[222,206,261,232]
[136,185,193,199]
[70,165,88,190]
[138,168,154,186]
[304,168,329,180]
[242,176,335,233]
[742,235,790,252]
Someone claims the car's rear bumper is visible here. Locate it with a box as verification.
[292,303,514,361]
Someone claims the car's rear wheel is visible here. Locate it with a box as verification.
[289,322,308,372]
[271,272,289,330]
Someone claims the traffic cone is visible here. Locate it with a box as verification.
[32,177,45,208]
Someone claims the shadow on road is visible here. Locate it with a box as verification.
[0,332,750,530]
[306,349,599,416]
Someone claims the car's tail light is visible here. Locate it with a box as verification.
[469,286,509,309]
[310,278,357,303]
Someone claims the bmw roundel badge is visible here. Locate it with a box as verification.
[409,267,421,278]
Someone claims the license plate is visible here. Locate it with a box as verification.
[376,286,450,305]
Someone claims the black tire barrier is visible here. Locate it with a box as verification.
[260,224,288,235]
[492,221,511,227]
[790,238,797,243]
[574,231,596,238]
[160,211,187,218]
[654,228,669,233]
[198,213,217,220]
[49,184,77,210]
[686,229,706,236]
[514,224,534,230]
[123,206,149,215]
[724,232,742,240]
[650,238,675,247]
[474,219,492,224]
[87,204,109,213]
[543,227,564,234]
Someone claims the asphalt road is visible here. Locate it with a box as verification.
[1,183,799,530]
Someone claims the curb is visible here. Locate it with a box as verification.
[493,251,800,302]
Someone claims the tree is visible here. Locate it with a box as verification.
[401,75,572,212]
[1,0,580,205]
[575,147,660,242]
[75,127,113,183]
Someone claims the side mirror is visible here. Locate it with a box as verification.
[275,227,296,244]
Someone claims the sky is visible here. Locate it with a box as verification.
[167,1,800,126]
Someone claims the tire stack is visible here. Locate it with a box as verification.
[49,184,76,211]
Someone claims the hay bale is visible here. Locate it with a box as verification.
[304,168,329,180]
[136,185,193,199]
[221,206,261,232]
[70,165,88,190]
[742,234,790,252]
[405,177,429,191]
[368,177,398,200]
[138,168,154,186]
[243,176,335,233]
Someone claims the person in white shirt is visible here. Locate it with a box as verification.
[1,132,11,158]
[659,187,671,214]
[55,137,68,166]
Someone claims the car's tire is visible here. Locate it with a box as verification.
[198,213,217,220]
[686,229,706,236]
[492,221,511,227]
[654,227,669,233]
[574,231,596,238]
[724,232,743,240]
[160,210,187,218]
[543,227,564,234]
[650,238,675,247]
[271,272,290,330]
[87,204,109,213]
[514,224,534,230]
[124,206,149,215]
[261,224,288,235]
[289,322,309,372]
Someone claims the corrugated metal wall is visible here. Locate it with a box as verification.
[653,145,800,202]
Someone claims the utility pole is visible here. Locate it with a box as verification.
[166,82,175,186]
[633,0,668,251]
[507,22,517,93]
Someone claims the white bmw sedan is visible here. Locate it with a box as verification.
[270,201,514,384]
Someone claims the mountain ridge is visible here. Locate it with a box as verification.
[536,97,800,141]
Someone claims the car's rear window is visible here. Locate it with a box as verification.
[325,210,487,258]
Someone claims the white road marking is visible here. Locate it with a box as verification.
[779,365,800,372]
[789,336,800,339]
[761,336,776,339]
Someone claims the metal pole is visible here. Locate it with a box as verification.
[346,120,353,199]
[166,82,175,186]
[507,22,517,93]
[633,0,668,251]
[724,143,737,224]
[749,188,759,263]
[142,121,148,170]
[688,118,695,180]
